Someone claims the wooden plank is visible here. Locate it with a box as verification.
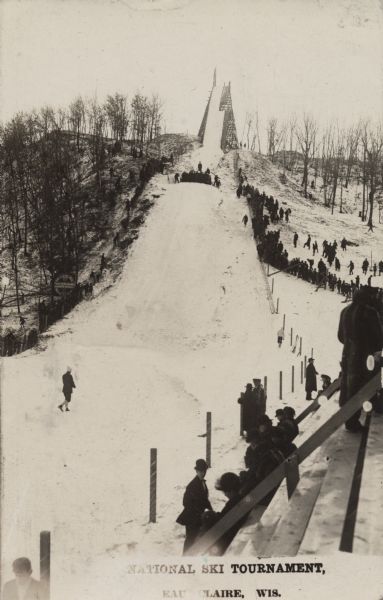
[227,506,267,556]
[298,429,361,555]
[296,378,340,425]
[353,413,383,555]
[263,435,340,557]
[239,481,290,557]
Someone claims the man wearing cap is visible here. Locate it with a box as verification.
[176,459,212,554]
[305,358,318,400]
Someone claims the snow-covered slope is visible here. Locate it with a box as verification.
[1,142,338,599]
[4,141,378,599]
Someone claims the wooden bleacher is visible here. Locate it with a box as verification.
[190,373,381,557]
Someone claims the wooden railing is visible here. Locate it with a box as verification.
[190,372,380,555]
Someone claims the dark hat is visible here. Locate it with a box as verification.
[246,382,253,389]
[275,409,284,417]
[308,358,314,362]
[195,459,209,471]
[215,472,241,493]
[283,406,296,418]
[253,378,261,383]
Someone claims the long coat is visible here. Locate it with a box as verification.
[176,476,212,527]
[238,389,258,432]
[62,372,76,394]
[305,363,318,393]
[338,296,383,404]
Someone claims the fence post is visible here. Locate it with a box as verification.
[304,355,307,377]
[279,371,283,400]
[206,412,212,467]
[290,328,293,346]
[271,278,274,294]
[240,404,244,436]
[301,361,303,384]
[311,347,314,358]
[276,298,279,314]
[267,263,270,276]
[283,314,286,331]
[299,337,302,355]
[263,376,268,399]
[149,448,157,523]
[292,365,295,393]
[40,531,51,599]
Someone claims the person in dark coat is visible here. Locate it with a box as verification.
[338,287,383,432]
[240,430,285,503]
[238,383,258,436]
[305,358,318,400]
[277,406,299,442]
[3,557,48,600]
[252,378,266,415]
[201,472,248,555]
[58,367,76,412]
[293,232,298,247]
[176,459,212,554]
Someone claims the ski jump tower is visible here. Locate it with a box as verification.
[198,69,239,152]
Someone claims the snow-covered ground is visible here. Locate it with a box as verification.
[3,122,383,599]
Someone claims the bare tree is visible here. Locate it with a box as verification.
[360,122,383,231]
[104,93,129,142]
[296,114,317,197]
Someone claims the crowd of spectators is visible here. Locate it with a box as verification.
[237,168,383,301]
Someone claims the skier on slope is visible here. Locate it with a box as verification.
[242,214,248,226]
[58,367,76,412]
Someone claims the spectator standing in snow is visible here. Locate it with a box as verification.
[58,367,76,412]
[312,241,318,256]
[277,327,284,347]
[238,383,258,436]
[176,459,212,554]
[338,287,383,432]
[100,253,106,272]
[362,258,369,275]
[252,378,266,416]
[348,260,354,275]
[198,161,202,172]
[293,232,298,248]
[305,358,318,400]
[242,214,248,226]
[303,235,311,249]
[2,557,48,600]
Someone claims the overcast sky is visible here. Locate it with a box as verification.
[1,0,383,139]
